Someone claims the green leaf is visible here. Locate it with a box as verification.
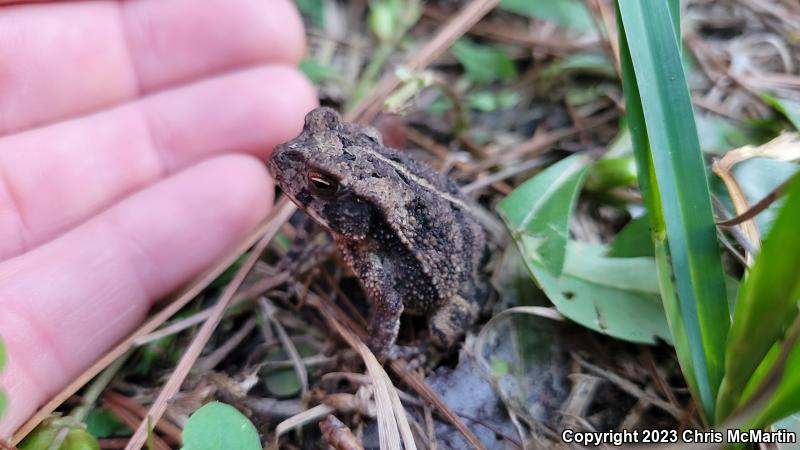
[751,338,800,428]
[295,0,324,27]
[584,156,639,192]
[618,0,730,422]
[451,39,517,84]
[368,0,397,42]
[696,115,745,154]
[499,0,595,31]
[182,402,261,450]
[19,420,100,450]
[467,90,520,112]
[86,408,129,438]
[763,94,800,130]
[261,343,315,397]
[716,175,800,423]
[608,215,654,258]
[498,154,590,276]
[539,53,617,80]
[61,429,100,450]
[498,153,670,343]
[528,241,671,344]
[299,59,342,84]
[264,368,302,397]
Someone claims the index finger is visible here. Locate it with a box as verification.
[0,0,305,134]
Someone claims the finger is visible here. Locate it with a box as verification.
[0,0,305,134]
[0,65,316,259]
[0,154,272,436]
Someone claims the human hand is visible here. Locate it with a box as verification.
[0,0,316,436]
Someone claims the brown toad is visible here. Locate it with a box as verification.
[269,107,490,359]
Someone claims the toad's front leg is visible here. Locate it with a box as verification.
[341,244,404,359]
[366,285,404,360]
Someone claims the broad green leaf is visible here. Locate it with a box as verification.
[261,343,315,397]
[526,241,671,344]
[499,0,595,32]
[368,0,397,42]
[763,95,800,130]
[717,175,800,422]
[182,402,261,450]
[539,53,617,80]
[61,429,100,450]
[19,424,58,450]
[295,0,324,27]
[608,215,654,258]
[618,0,730,422]
[264,368,302,397]
[566,84,617,107]
[86,408,129,438]
[19,420,100,450]
[498,154,590,276]
[695,115,764,155]
[451,39,517,84]
[467,90,520,112]
[584,156,639,192]
[299,59,342,84]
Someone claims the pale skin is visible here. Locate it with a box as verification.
[0,0,317,437]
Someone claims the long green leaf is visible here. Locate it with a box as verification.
[717,174,800,423]
[617,4,698,401]
[617,0,730,422]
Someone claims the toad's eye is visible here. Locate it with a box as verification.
[308,171,340,197]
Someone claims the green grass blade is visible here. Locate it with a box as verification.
[717,174,800,422]
[753,343,800,427]
[617,0,730,422]
[618,23,699,393]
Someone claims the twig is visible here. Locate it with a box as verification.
[347,0,501,123]
[310,293,417,450]
[102,391,182,445]
[123,199,296,450]
[259,298,310,400]
[422,5,598,54]
[309,292,487,450]
[717,176,794,226]
[69,353,130,424]
[467,108,618,174]
[101,399,171,450]
[196,317,258,371]
[578,360,685,421]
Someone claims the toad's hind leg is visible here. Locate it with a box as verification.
[429,295,480,349]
